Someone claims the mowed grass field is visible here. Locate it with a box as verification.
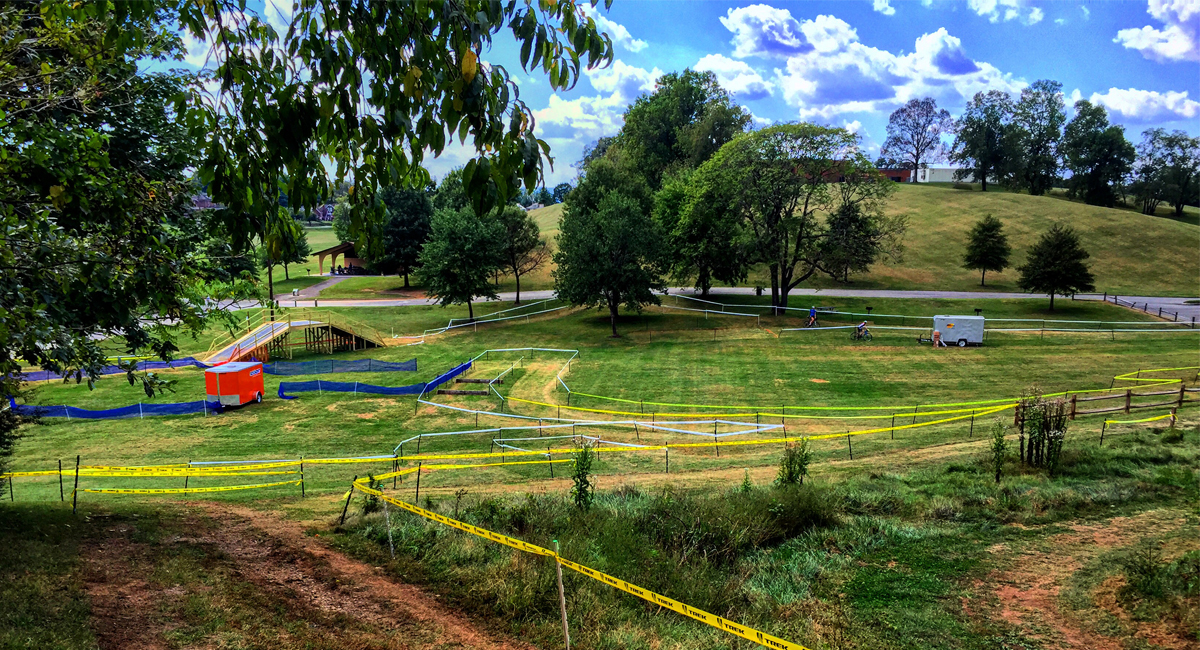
[4,300,1198,650]
[7,297,1195,500]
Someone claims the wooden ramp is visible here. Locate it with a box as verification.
[204,310,385,363]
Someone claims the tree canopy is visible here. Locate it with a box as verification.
[880,98,952,178]
[372,187,434,287]
[687,123,898,312]
[1009,80,1066,196]
[961,214,1012,286]
[614,69,751,190]
[951,91,1015,191]
[1017,224,1095,310]
[416,208,504,321]
[494,205,550,305]
[553,159,664,336]
[1062,101,1135,208]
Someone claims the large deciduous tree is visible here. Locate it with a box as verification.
[416,209,504,321]
[495,205,550,305]
[1134,129,1200,217]
[689,124,897,313]
[951,91,1014,191]
[0,4,255,402]
[373,186,434,287]
[552,182,573,204]
[1062,101,1136,208]
[553,159,665,337]
[880,98,952,180]
[657,170,748,295]
[177,0,614,261]
[962,214,1012,286]
[1009,80,1066,195]
[616,69,751,190]
[1017,224,1095,310]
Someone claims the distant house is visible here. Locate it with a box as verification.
[312,203,335,221]
[878,168,913,183]
[876,167,994,184]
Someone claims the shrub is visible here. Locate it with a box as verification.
[740,469,754,493]
[1018,389,1069,475]
[570,443,595,510]
[360,475,383,515]
[990,420,1009,483]
[777,439,812,486]
[1121,540,1167,599]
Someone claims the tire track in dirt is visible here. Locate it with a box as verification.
[79,506,533,650]
[195,502,535,650]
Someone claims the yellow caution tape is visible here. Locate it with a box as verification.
[507,396,1007,420]
[1104,412,1177,425]
[352,482,809,650]
[80,479,302,495]
[76,470,299,478]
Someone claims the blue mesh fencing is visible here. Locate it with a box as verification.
[263,358,417,375]
[7,397,222,419]
[15,358,208,383]
[278,362,471,399]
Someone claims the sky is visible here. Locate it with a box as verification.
[177,0,1200,187]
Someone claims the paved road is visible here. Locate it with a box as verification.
[265,287,1200,321]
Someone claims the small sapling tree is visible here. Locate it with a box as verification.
[740,469,754,493]
[495,205,550,305]
[989,420,1009,483]
[776,438,812,486]
[962,214,1012,286]
[571,443,595,510]
[1017,391,1070,475]
[1016,224,1095,310]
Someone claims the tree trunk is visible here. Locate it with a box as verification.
[981,269,986,287]
[284,262,290,280]
[769,264,780,316]
[1048,293,1054,311]
[1176,202,1186,217]
[514,274,521,305]
[403,272,410,288]
[467,298,474,322]
[981,176,987,192]
[267,263,276,321]
[608,291,620,338]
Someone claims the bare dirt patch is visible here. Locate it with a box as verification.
[197,503,532,650]
[809,379,829,383]
[981,510,1189,650]
[79,506,533,650]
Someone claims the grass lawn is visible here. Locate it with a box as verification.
[3,299,1197,649]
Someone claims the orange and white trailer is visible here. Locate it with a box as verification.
[205,362,265,406]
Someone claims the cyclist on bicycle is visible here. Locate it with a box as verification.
[856,320,869,338]
[807,307,817,327]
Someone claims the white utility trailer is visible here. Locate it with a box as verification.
[933,315,985,347]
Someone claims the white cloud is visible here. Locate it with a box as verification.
[967,0,1044,25]
[580,4,648,53]
[842,119,864,134]
[750,112,774,128]
[770,22,1023,119]
[719,4,812,58]
[695,54,775,99]
[1054,17,1067,25]
[1081,5,1091,19]
[1114,0,1200,62]
[873,0,897,16]
[525,60,662,183]
[1089,87,1200,122]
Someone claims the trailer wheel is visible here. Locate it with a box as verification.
[255,392,263,403]
[957,339,967,347]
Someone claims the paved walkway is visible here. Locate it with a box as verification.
[274,276,347,301]
[258,287,1200,320]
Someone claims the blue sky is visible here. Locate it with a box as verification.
[179,0,1200,186]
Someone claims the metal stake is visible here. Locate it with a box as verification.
[554,540,571,650]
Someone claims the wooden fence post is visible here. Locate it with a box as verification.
[1069,395,1077,420]
[58,459,64,502]
[1125,389,1132,413]
[339,476,357,524]
[553,540,571,650]
[72,455,80,514]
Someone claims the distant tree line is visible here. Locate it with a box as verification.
[872,83,1198,214]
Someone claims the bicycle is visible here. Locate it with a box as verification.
[804,317,821,328]
[850,329,873,342]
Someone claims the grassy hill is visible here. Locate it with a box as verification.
[528,185,1199,297]
[829,184,1199,296]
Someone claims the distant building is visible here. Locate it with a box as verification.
[877,167,994,184]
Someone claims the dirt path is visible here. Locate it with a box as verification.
[981,509,1191,650]
[80,505,533,650]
